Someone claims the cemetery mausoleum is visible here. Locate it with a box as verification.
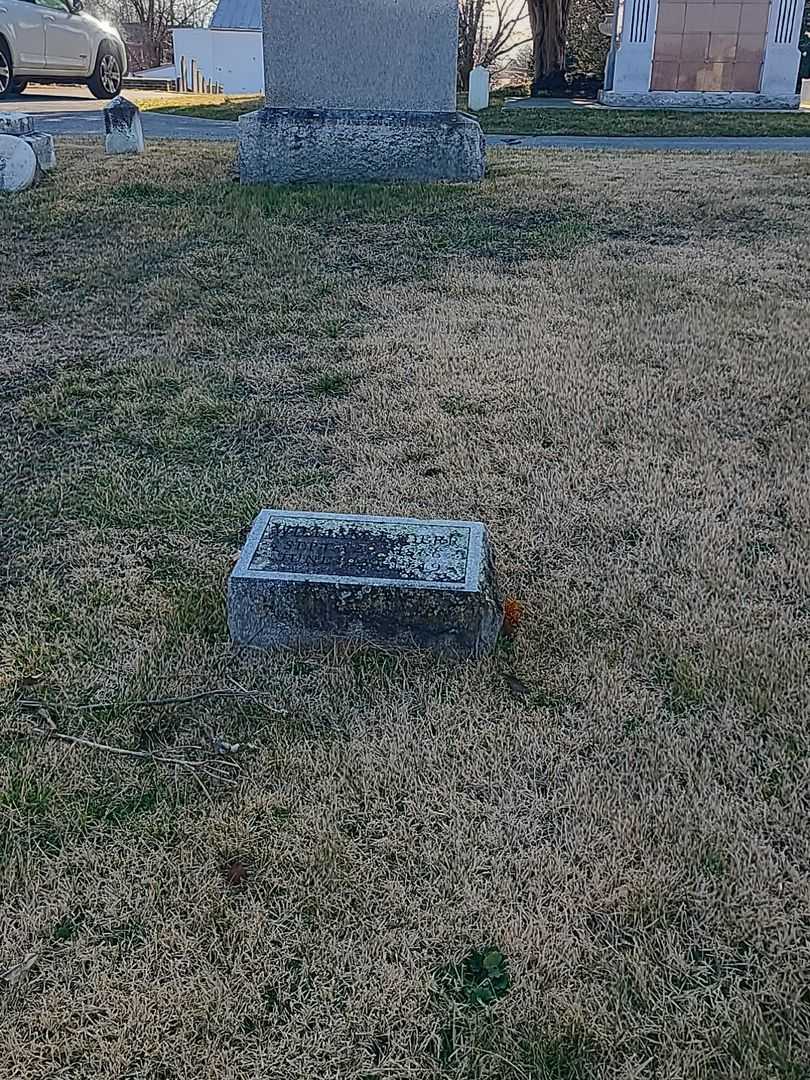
[601,0,804,106]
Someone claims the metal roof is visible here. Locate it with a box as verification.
[209,0,262,30]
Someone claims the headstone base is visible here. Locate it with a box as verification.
[238,107,485,185]
[599,90,800,110]
[21,132,56,173]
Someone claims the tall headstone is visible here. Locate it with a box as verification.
[468,67,490,111]
[239,0,485,185]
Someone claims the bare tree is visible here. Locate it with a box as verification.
[526,0,573,93]
[458,0,531,90]
[95,0,213,68]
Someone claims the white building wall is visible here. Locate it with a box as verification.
[173,28,264,94]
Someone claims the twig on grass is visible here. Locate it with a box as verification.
[18,688,286,714]
[1,950,42,988]
[17,725,241,785]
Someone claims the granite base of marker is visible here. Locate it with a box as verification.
[599,90,800,110]
[238,107,486,184]
[229,576,503,654]
[21,132,56,173]
[227,510,503,656]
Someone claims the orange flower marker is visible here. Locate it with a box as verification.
[502,597,524,640]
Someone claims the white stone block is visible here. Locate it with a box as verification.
[468,66,490,111]
[0,134,37,193]
[801,80,810,110]
[21,132,56,173]
[104,96,145,155]
[0,112,34,135]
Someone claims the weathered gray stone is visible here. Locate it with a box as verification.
[0,113,54,181]
[240,0,485,184]
[0,134,37,193]
[239,107,485,185]
[0,112,34,135]
[599,90,800,110]
[228,510,503,655]
[20,132,56,173]
[264,0,457,112]
[104,96,145,155]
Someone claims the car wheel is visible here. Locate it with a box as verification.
[88,44,123,99]
[11,78,28,95]
[0,41,14,99]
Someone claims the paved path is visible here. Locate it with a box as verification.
[502,96,606,110]
[487,133,810,153]
[1,87,236,139]
[38,108,239,141]
[9,87,810,153]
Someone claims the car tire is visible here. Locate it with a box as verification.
[0,40,14,99]
[11,78,28,95]
[87,43,123,99]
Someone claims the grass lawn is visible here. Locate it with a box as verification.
[2,143,809,1079]
[143,92,810,137]
[139,93,264,121]
[476,100,810,137]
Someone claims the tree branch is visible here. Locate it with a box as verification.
[18,689,286,714]
[17,725,242,784]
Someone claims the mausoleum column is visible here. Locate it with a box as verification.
[611,0,661,92]
[760,0,804,95]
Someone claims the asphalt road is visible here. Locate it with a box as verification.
[487,133,810,152]
[2,86,239,140]
[7,86,810,153]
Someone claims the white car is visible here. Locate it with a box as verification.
[0,0,127,99]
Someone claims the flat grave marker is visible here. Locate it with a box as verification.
[228,510,502,655]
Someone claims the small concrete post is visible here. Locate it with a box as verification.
[802,80,810,110]
[104,96,145,155]
[189,58,197,93]
[468,66,490,111]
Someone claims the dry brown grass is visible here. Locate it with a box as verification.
[1,143,809,1080]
